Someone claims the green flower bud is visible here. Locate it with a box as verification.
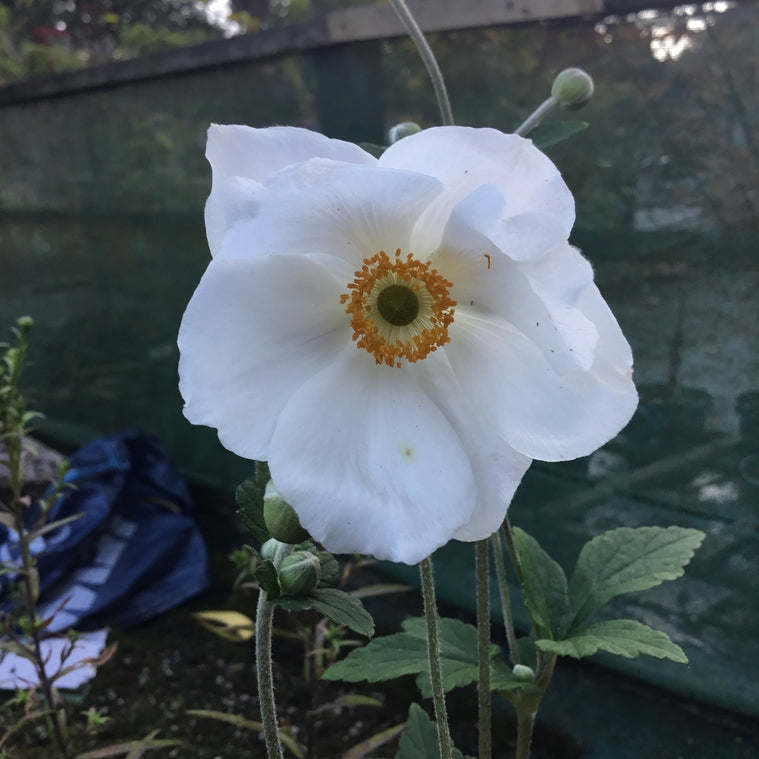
[388,121,421,144]
[16,315,33,331]
[551,68,594,111]
[278,551,321,596]
[263,481,309,544]
[512,664,536,683]
[260,538,293,568]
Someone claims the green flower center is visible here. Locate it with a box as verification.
[376,284,420,327]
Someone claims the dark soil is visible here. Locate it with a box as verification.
[1,489,581,759]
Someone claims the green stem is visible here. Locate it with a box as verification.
[490,530,520,665]
[387,0,454,126]
[515,705,536,759]
[514,96,559,137]
[255,591,284,759]
[475,540,492,759]
[419,557,453,759]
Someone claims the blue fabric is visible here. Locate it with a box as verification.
[1,431,209,631]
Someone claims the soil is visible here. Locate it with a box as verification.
[1,488,581,759]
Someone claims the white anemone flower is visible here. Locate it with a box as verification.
[178,124,638,565]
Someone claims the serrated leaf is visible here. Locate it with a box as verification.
[324,616,506,697]
[276,588,374,638]
[567,526,706,632]
[310,588,374,638]
[395,703,470,759]
[235,477,269,543]
[536,618,688,663]
[317,551,339,587]
[528,120,588,149]
[512,528,571,638]
[254,561,280,599]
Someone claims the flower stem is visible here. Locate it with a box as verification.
[475,540,492,759]
[491,529,520,665]
[515,706,536,759]
[387,0,454,126]
[419,557,453,759]
[514,96,559,137]
[255,591,284,759]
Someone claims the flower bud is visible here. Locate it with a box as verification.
[278,551,321,596]
[263,481,309,544]
[260,537,293,568]
[388,121,421,144]
[512,664,536,683]
[551,68,594,111]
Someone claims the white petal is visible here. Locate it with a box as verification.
[380,126,574,250]
[178,254,349,460]
[219,161,443,269]
[204,125,376,256]
[441,184,571,263]
[416,352,532,542]
[446,306,637,462]
[269,349,476,564]
[206,124,375,184]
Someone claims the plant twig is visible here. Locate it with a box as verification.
[419,557,453,759]
[475,540,492,759]
[255,591,284,759]
[387,0,454,126]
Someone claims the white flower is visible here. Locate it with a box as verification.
[178,125,638,564]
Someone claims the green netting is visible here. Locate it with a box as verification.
[1,2,758,745]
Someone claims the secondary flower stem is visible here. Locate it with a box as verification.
[255,591,284,759]
[514,96,559,137]
[491,529,521,665]
[419,557,454,759]
[387,0,454,126]
[475,539,492,759]
[515,705,537,759]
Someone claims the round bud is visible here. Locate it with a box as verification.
[263,481,309,544]
[551,68,594,111]
[512,664,536,683]
[388,121,421,144]
[278,551,321,596]
[260,538,293,568]
[16,315,33,331]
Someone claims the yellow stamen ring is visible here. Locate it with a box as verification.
[340,249,456,367]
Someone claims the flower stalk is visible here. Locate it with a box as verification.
[475,539,492,759]
[419,557,453,759]
[255,590,284,759]
[491,529,520,665]
[387,0,454,126]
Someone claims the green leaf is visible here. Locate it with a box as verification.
[254,561,280,599]
[527,120,587,149]
[235,476,269,544]
[323,616,505,697]
[342,722,406,759]
[395,703,470,759]
[512,527,571,638]
[536,619,688,663]
[567,526,706,632]
[276,588,374,638]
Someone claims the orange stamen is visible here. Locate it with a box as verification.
[341,249,456,367]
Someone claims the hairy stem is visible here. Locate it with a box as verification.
[491,529,520,665]
[419,557,453,759]
[387,0,454,126]
[514,96,559,137]
[475,539,492,759]
[255,591,284,759]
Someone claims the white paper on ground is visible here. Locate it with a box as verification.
[0,629,109,690]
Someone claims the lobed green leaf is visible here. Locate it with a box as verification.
[235,476,269,544]
[536,618,688,663]
[512,528,571,638]
[395,703,471,759]
[275,587,374,638]
[567,526,706,633]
